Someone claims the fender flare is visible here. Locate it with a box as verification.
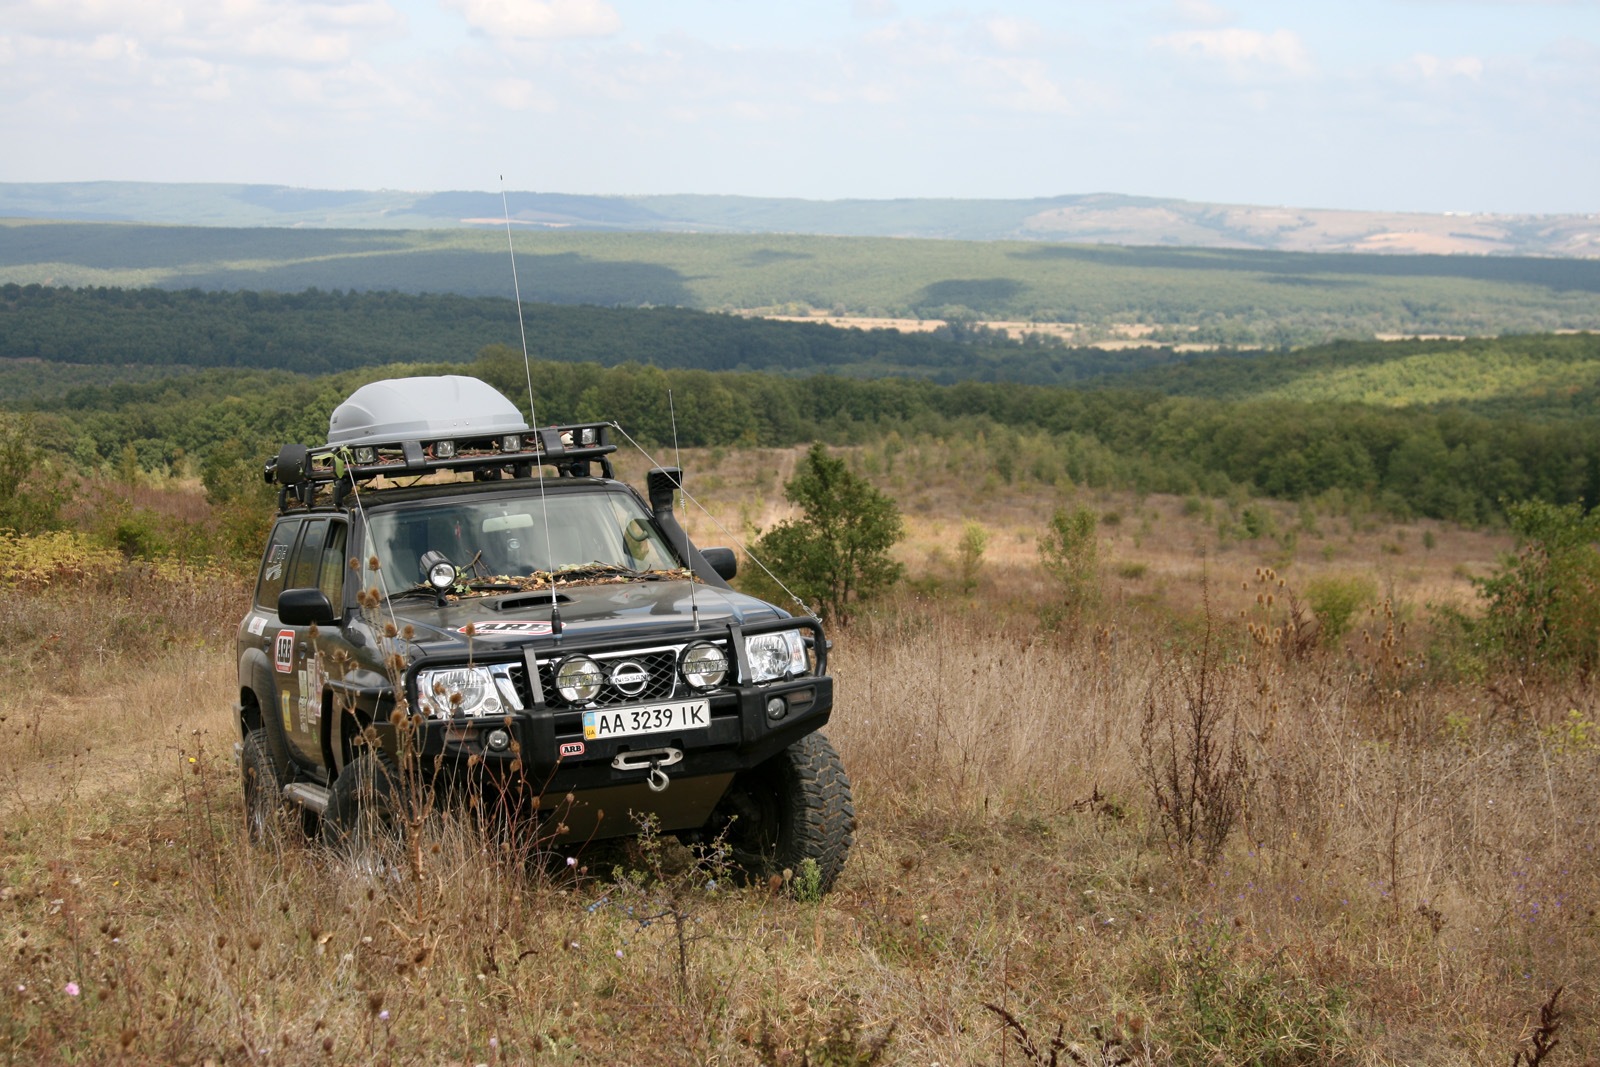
[239,645,295,776]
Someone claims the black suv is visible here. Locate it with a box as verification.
[236,375,854,891]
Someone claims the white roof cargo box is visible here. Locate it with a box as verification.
[327,376,529,447]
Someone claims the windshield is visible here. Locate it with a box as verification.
[364,489,683,587]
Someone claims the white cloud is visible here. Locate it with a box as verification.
[1166,0,1236,28]
[487,76,556,112]
[851,0,896,19]
[1153,27,1313,75]
[976,56,1076,114]
[1,0,403,65]
[984,16,1039,52]
[443,0,620,40]
[1408,52,1486,80]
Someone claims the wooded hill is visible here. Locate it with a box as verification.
[6,279,1600,527]
[12,336,1600,528]
[5,221,1599,347]
[5,182,1597,256]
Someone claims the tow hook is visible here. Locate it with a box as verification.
[611,747,682,792]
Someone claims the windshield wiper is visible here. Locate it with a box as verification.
[387,584,441,602]
[553,561,643,579]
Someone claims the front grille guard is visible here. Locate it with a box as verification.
[403,614,827,720]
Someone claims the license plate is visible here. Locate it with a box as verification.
[582,699,710,741]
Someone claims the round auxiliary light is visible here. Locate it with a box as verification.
[766,696,787,721]
[418,550,457,591]
[555,655,603,705]
[681,642,729,690]
[486,729,510,751]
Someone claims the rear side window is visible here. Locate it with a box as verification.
[288,519,330,593]
[255,520,300,611]
[315,522,348,613]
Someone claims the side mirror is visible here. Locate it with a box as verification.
[700,547,737,581]
[278,587,336,626]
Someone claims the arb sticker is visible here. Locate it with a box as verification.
[559,741,585,759]
[274,630,295,674]
[456,620,553,636]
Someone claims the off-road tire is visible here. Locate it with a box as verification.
[321,750,404,857]
[241,728,287,844]
[711,731,855,895]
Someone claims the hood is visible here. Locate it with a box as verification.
[387,577,786,657]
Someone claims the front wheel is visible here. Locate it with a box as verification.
[321,750,404,858]
[708,731,855,896]
[241,728,287,844]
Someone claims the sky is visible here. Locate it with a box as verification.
[2,0,1597,214]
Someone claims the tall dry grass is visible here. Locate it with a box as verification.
[3,483,1597,1065]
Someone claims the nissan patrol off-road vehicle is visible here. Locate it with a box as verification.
[236,375,854,891]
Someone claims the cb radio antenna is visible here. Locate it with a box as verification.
[501,177,562,637]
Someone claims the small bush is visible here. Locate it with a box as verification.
[1305,575,1378,646]
[1039,504,1099,620]
[1471,499,1600,678]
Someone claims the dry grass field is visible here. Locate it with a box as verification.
[3,447,1597,1066]
[754,313,1223,352]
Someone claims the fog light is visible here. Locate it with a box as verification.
[434,440,456,459]
[502,434,523,453]
[766,696,787,721]
[352,446,377,464]
[487,729,510,751]
[555,655,603,704]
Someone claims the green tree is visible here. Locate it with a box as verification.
[0,416,71,534]
[745,445,904,623]
[957,520,988,595]
[1472,499,1600,678]
[1039,504,1100,618]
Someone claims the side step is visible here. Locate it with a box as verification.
[283,782,332,816]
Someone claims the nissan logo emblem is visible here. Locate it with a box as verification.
[609,660,650,697]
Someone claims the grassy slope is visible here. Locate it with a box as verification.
[1093,332,1600,416]
[4,221,1600,344]
[2,458,1593,1065]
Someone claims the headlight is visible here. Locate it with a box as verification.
[418,666,501,718]
[744,630,808,683]
[554,655,603,704]
[681,641,729,690]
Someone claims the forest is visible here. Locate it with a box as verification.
[6,220,1600,345]
[0,282,1153,390]
[8,330,1600,528]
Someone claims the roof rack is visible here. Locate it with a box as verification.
[261,376,619,512]
[265,422,617,512]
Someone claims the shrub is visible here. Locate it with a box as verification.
[744,444,904,623]
[956,520,987,595]
[1471,499,1600,678]
[1038,504,1099,618]
[0,416,72,534]
[1305,575,1378,646]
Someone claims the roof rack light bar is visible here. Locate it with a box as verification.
[264,422,616,491]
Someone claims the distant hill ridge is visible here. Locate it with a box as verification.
[2,181,1595,257]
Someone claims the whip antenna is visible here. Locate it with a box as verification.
[668,390,701,631]
[501,178,562,637]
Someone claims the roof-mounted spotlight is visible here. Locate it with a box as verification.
[418,550,458,604]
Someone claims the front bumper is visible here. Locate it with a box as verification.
[374,618,834,840]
